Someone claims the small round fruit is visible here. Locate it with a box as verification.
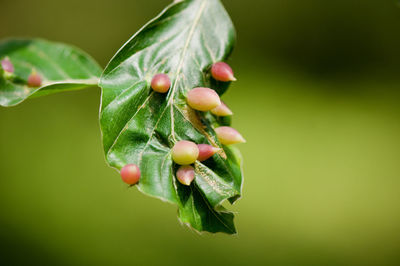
[211,62,236,82]
[120,164,141,185]
[197,144,220,161]
[27,71,42,87]
[176,165,195,186]
[186,87,221,111]
[151,73,171,93]
[172,140,199,165]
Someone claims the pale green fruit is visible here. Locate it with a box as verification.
[215,126,246,145]
[186,87,221,111]
[172,140,199,165]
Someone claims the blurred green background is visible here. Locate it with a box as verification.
[1,0,400,265]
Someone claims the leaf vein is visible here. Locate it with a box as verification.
[28,46,70,79]
[195,185,235,234]
[167,0,208,140]
[106,91,155,155]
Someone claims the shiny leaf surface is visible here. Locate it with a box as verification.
[99,0,243,234]
[0,39,101,107]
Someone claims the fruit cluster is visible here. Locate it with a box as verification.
[1,57,42,87]
[118,62,245,186]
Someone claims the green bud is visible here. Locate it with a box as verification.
[186,87,221,111]
[176,165,195,186]
[215,126,246,145]
[172,140,199,165]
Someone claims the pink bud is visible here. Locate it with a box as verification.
[27,71,42,87]
[210,102,233,116]
[197,144,220,161]
[176,165,195,186]
[172,140,199,165]
[120,164,141,185]
[151,73,171,93]
[186,87,221,111]
[215,126,246,145]
[1,57,14,73]
[211,62,236,82]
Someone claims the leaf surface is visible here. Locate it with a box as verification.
[0,38,101,107]
[100,0,242,234]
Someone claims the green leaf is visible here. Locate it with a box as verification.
[0,38,102,107]
[99,0,242,234]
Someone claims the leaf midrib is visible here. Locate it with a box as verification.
[167,0,208,141]
[104,0,209,157]
[106,0,209,159]
[134,0,208,167]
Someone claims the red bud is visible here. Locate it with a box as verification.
[187,87,221,111]
[197,144,220,161]
[27,70,42,87]
[176,165,195,186]
[151,73,171,93]
[120,164,141,185]
[1,57,14,73]
[211,62,236,82]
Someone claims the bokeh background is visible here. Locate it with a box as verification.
[1,0,400,265]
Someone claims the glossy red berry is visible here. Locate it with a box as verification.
[1,57,14,73]
[27,71,42,87]
[197,144,220,161]
[211,62,236,82]
[215,126,246,145]
[172,140,199,165]
[186,87,221,111]
[176,165,195,186]
[120,164,141,185]
[151,73,171,93]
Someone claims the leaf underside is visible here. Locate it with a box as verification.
[100,0,243,234]
[0,38,102,107]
